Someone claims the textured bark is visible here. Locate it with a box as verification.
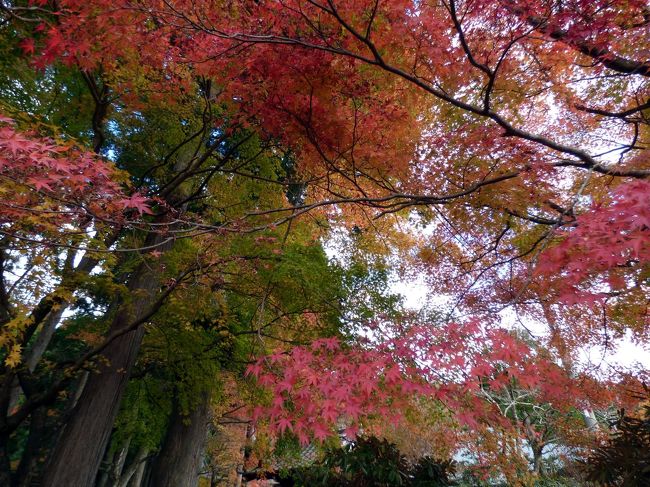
[118,447,149,487]
[127,454,148,487]
[41,236,173,487]
[41,322,144,486]
[96,445,116,487]
[108,437,131,486]
[148,392,210,487]
[13,406,47,487]
[6,306,66,414]
[141,460,153,487]
[26,305,65,373]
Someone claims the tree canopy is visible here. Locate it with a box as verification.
[0,0,648,485]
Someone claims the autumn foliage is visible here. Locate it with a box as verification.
[0,115,150,237]
[248,321,585,440]
[0,0,648,485]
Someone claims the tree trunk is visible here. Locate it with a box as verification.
[148,392,211,487]
[141,460,153,487]
[118,447,149,487]
[26,305,66,373]
[41,236,172,487]
[127,453,148,487]
[108,437,131,486]
[13,406,48,487]
[96,443,116,487]
[40,319,144,487]
[531,444,544,475]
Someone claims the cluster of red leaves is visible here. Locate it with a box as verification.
[537,181,650,306]
[500,0,650,46]
[20,0,423,200]
[0,115,151,241]
[247,320,591,443]
[18,0,649,204]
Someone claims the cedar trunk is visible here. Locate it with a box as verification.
[148,392,210,487]
[41,236,171,487]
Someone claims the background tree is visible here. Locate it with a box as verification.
[586,390,650,487]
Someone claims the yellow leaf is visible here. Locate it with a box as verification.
[5,344,22,368]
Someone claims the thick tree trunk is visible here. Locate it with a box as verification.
[148,392,211,487]
[41,321,145,486]
[41,236,172,487]
[13,406,48,487]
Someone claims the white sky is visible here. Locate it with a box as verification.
[392,278,650,371]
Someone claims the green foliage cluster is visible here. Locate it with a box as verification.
[283,436,455,487]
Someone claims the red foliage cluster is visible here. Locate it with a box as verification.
[538,181,650,306]
[247,320,596,442]
[0,115,151,239]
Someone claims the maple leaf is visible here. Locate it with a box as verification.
[343,424,359,439]
[5,344,22,368]
[120,194,153,215]
[246,362,263,378]
[19,38,36,56]
[358,376,376,395]
[312,422,331,442]
[275,417,293,435]
[456,411,480,429]
[296,430,310,446]
[2,133,31,155]
[276,377,295,393]
[384,364,402,384]
[343,401,363,418]
[321,337,340,351]
[28,176,54,192]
